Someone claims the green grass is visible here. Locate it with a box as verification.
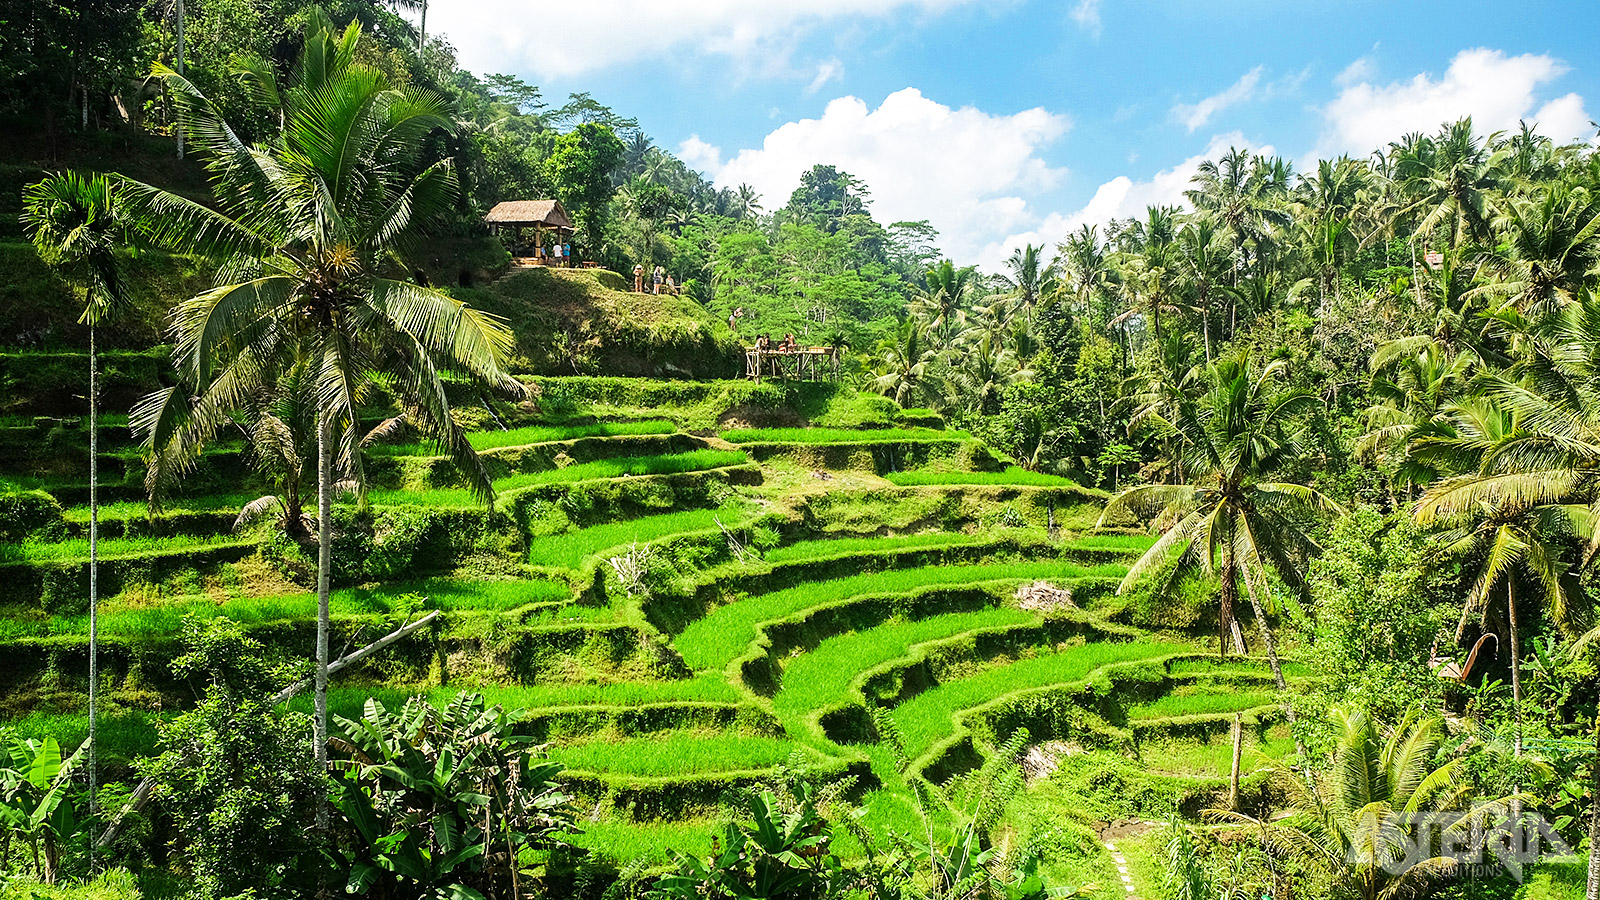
[1064,533,1159,551]
[61,494,259,522]
[719,427,968,444]
[366,449,749,506]
[1137,730,1296,777]
[568,819,715,865]
[549,733,817,776]
[1128,690,1279,720]
[31,578,568,638]
[1165,657,1312,678]
[884,466,1079,487]
[0,532,252,564]
[2,707,165,762]
[369,420,677,456]
[773,609,1036,727]
[764,531,1004,563]
[889,640,1190,757]
[674,560,1124,672]
[526,506,748,570]
[282,675,746,721]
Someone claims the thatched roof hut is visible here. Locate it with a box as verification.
[483,199,574,231]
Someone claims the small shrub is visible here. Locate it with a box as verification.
[0,488,65,542]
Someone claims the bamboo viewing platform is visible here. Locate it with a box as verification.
[744,347,840,382]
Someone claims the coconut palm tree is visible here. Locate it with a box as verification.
[998,243,1057,324]
[1175,216,1232,360]
[122,15,524,790]
[21,171,137,851]
[734,183,763,220]
[1184,148,1289,286]
[869,319,940,407]
[912,259,977,343]
[1212,710,1475,900]
[1358,339,1479,495]
[1473,183,1600,318]
[1392,118,1506,249]
[1100,354,1342,704]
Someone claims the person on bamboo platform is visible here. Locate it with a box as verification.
[633,263,645,292]
[780,333,798,351]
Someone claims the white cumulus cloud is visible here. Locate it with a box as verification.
[682,88,1070,270]
[1070,0,1102,36]
[982,133,1267,269]
[427,0,981,80]
[1171,67,1264,133]
[1315,47,1593,156]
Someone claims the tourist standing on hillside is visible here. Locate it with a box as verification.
[653,265,665,294]
[633,263,645,292]
[728,307,744,333]
[563,241,572,266]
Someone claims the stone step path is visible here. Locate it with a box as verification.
[1103,841,1138,898]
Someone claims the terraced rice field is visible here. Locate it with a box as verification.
[772,608,1039,730]
[720,426,970,443]
[888,641,1191,757]
[674,560,1123,671]
[550,733,820,776]
[884,466,1081,487]
[368,420,678,456]
[526,506,751,570]
[0,378,1302,894]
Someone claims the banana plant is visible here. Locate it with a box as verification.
[0,734,86,884]
[651,784,843,900]
[328,693,578,900]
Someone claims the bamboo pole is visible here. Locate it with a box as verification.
[1229,713,1243,811]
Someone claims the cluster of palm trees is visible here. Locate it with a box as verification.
[23,13,521,830]
[1077,121,1600,898]
[867,250,1046,414]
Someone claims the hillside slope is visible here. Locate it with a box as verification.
[454,267,742,379]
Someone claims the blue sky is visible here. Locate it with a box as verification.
[428,0,1600,269]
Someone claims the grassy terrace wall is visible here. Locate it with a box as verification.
[367,433,711,490]
[503,464,763,535]
[800,483,1109,535]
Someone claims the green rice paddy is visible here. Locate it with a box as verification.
[719,426,969,444]
[884,466,1080,487]
[0,532,253,564]
[764,531,1003,563]
[674,560,1125,672]
[772,608,1037,728]
[369,420,677,456]
[1128,690,1280,720]
[550,733,817,776]
[526,506,749,570]
[889,640,1190,757]
[366,449,749,506]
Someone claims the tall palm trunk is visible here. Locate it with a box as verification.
[1587,705,1599,900]
[1508,579,1523,757]
[1239,572,1305,759]
[1509,579,1525,839]
[86,322,99,868]
[313,411,331,830]
[1218,555,1247,656]
[175,0,185,159]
